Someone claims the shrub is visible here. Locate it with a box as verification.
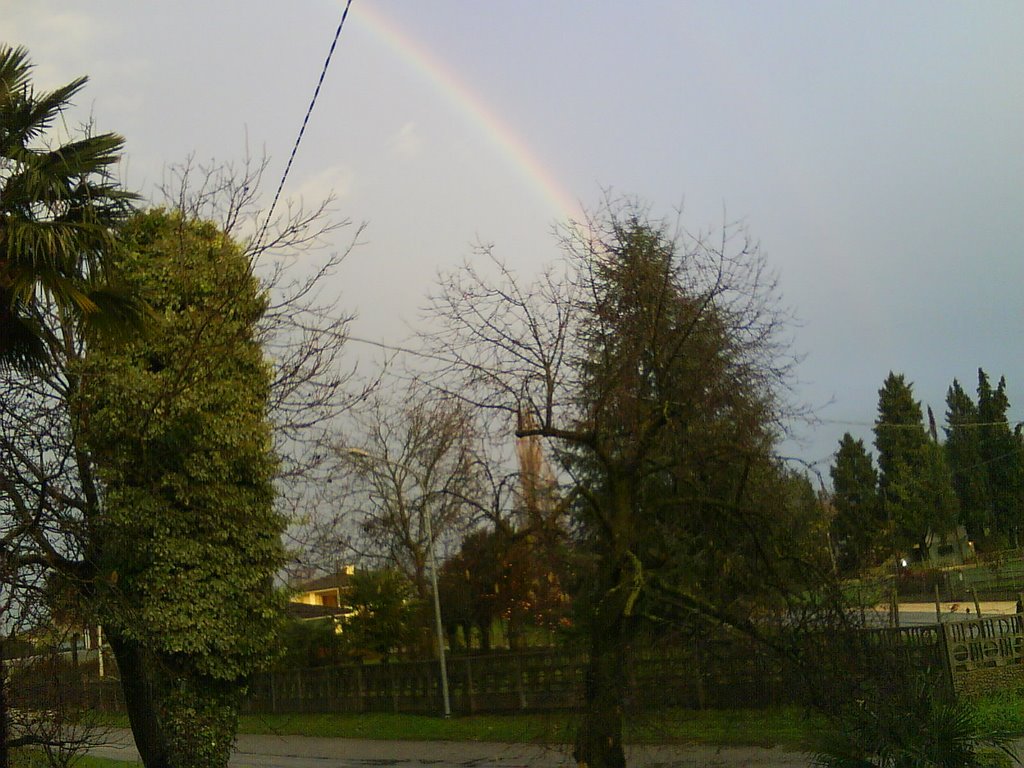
[814,676,1017,768]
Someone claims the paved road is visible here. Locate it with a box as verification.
[868,600,1018,626]
[90,727,1024,767]
[91,728,814,767]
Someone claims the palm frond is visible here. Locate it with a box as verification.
[0,44,140,369]
[0,295,48,373]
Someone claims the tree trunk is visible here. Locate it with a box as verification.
[574,614,627,768]
[0,640,9,768]
[109,635,239,768]
[108,636,172,768]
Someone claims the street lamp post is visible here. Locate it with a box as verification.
[422,500,452,718]
[347,448,451,717]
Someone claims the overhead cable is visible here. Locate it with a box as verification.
[255,0,355,254]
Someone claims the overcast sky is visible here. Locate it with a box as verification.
[6,1,1023,478]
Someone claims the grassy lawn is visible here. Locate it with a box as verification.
[16,709,823,768]
[28,695,1024,766]
[94,706,823,749]
[975,691,1024,735]
[627,707,822,748]
[10,754,140,768]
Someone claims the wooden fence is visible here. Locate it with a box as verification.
[242,631,946,716]
[246,651,589,715]
[68,618,1024,716]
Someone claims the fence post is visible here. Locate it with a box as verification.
[937,622,957,700]
[515,654,527,710]
[355,662,365,713]
[464,656,476,715]
[388,662,398,713]
[934,584,942,624]
[693,639,706,710]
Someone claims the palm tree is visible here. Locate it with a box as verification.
[0,44,140,372]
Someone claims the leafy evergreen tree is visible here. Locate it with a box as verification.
[874,373,928,552]
[874,373,958,556]
[975,370,1024,545]
[875,373,928,488]
[829,433,882,574]
[944,378,989,538]
[918,440,961,547]
[2,158,350,768]
[76,210,284,768]
[339,570,418,661]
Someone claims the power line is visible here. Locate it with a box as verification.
[347,337,1024,433]
[254,0,355,254]
[347,335,457,366]
[821,418,1024,430]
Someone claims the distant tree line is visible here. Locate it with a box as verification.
[830,369,1024,573]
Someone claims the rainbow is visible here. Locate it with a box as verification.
[352,3,583,224]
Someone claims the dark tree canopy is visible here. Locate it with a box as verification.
[337,569,418,661]
[943,369,1024,547]
[423,199,821,768]
[875,372,928,492]
[830,433,882,574]
[975,371,1024,544]
[873,372,955,553]
[945,378,989,539]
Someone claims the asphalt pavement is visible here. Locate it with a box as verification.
[91,726,1024,767]
[881,600,1018,626]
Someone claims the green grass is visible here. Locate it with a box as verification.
[54,692,1024,767]
[240,711,575,743]
[93,707,819,748]
[10,752,142,768]
[91,706,819,748]
[627,707,823,748]
[975,690,1024,735]
[44,700,1020,768]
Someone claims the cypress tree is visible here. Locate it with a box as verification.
[874,373,958,557]
[945,379,989,538]
[830,433,882,573]
[976,370,1024,546]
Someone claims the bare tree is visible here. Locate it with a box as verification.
[157,154,370,495]
[336,387,484,602]
[1,535,109,768]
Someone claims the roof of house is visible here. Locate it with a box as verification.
[293,570,356,594]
